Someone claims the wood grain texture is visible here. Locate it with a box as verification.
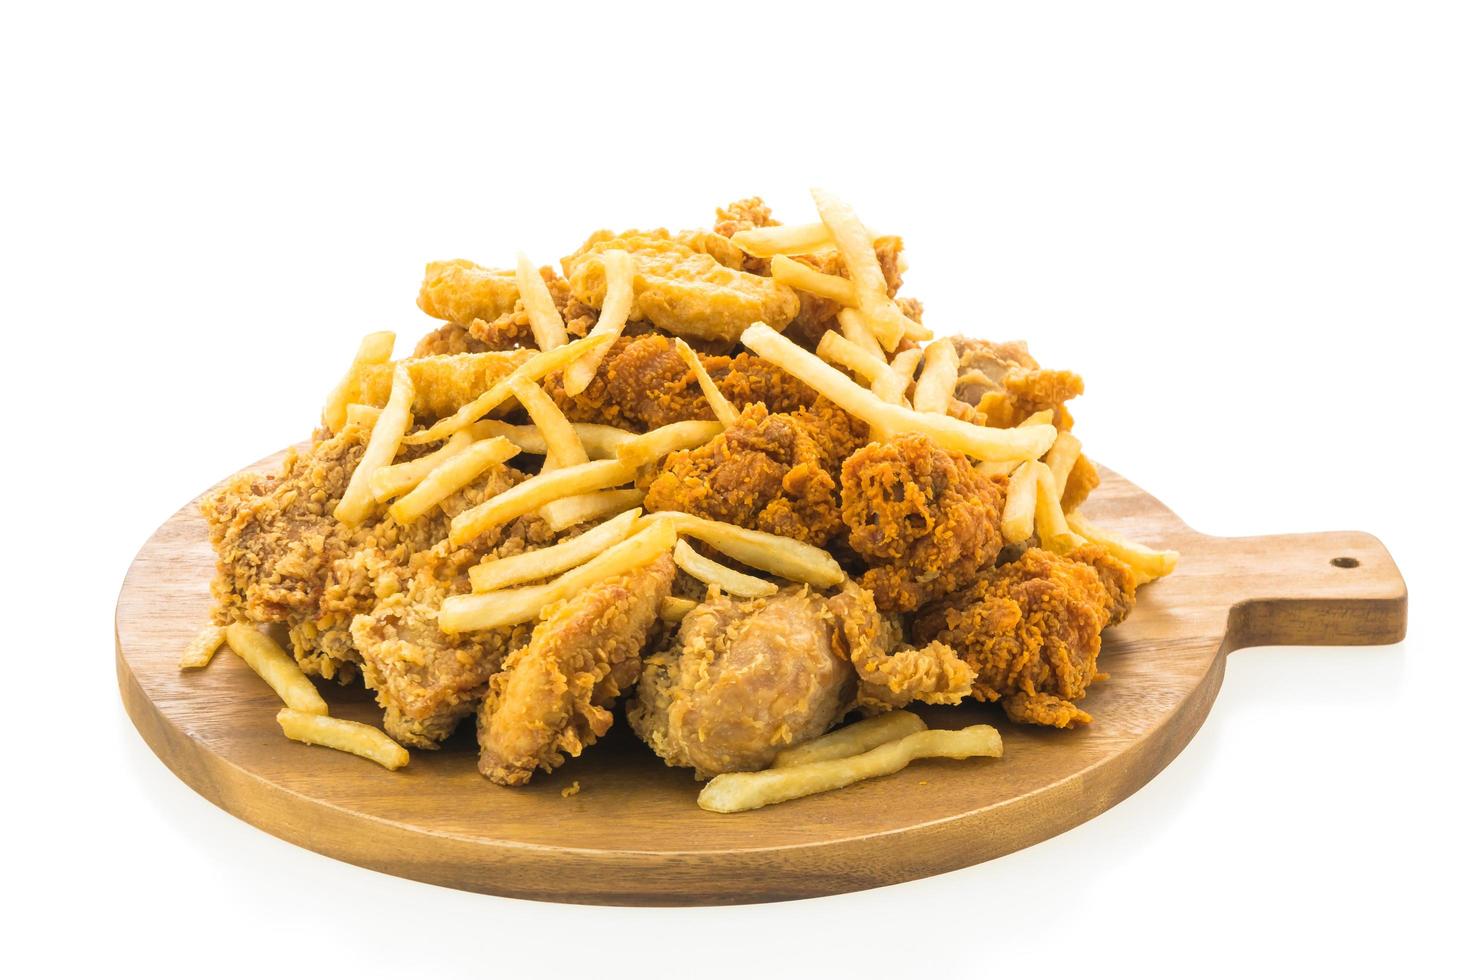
[115,454,1407,905]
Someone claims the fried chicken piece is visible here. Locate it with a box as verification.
[346,475,552,748]
[712,197,778,275]
[839,434,1006,612]
[418,259,521,326]
[629,586,858,778]
[546,334,817,431]
[463,267,598,351]
[951,337,1084,430]
[827,580,975,712]
[1061,453,1100,513]
[781,236,906,350]
[644,402,846,546]
[412,322,494,357]
[563,230,799,343]
[476,554,675,785]
[912,546,1138,728]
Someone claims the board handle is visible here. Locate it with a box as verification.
[1214,530,1407,653]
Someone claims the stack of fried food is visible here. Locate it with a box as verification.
[189,191,1178,811]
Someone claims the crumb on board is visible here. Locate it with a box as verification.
[561,781,581,798]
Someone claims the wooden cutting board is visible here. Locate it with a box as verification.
[115,452,1407,905]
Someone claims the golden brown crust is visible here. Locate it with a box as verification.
[839,434,1006,613]
[912,547,1136,728]
[476,555,675,785]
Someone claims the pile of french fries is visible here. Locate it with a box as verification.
[186,189,1178,799]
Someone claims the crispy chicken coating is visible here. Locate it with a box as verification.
[356,349,531,420]
[476,554,675,785]
[546,334,818,431]
[827,580,975,712]
[629,586,857,778]
[712,197,778,274]
[563,229,799,343]
[839,434,1006,613]
[912,546,1137,728]
[644,402,848,545]
[417,259,521,326]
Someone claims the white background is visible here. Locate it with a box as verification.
[3,2,1464,977]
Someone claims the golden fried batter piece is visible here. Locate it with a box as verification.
[476,554,676,785]
[418,259,521,326]
[546,334,816,431]
[356,349,532,420]
[644,402,848,546]
[840,434,1006,613]
[827,580,976,712]
[1061,453,1100,513]
[951,337,1084,430]
[412,322,494,357]
[912,546,1137,728]
[629,586,858,778]
[563,230,799,343]
[463,267,598,351]
[781,236,906,351]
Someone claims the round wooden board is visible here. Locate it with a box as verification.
[116,453,1406,905]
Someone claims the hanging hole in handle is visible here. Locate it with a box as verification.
[1331,556,1360,569]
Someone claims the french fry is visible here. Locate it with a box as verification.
[673,538,778,598]
[470,509,642,592]
[817,330,890,385]
[344,403,381,430]
[1002,460,1041,544]
[1045,430,1083,504]
[912,338,958,414]
[562,248,635,396]
[837,308,885,359]
[468,419,635,459]
[769,254,859,305]
[674,338,740,427]
[772,710,926,768]
[509,374,587,467]
[389,436,519,524]
[224,623,328,715]
[810,188,907,350]
[515,251,568,351]
[1066,512,1181,583]
[440,519,677,632]
[698,724,1003,813]
[370,429,475,503]
[335,363,415,525]
[449,457,634,546]
[872,347,921,405]
[403,332,608,446]
[1034,465,1088,553]
[179,625,226,669]
[648,511,845,587]
[979,458,1025,479]
[540,488,644,533]
[1019,409,1055,427]
[730,222,835,257]
[322,331,394,433]
[616,420,725,469]
[276,709,409,771]
[658,596,698,623]
[742,324,1056,462]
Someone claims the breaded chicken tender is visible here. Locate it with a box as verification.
[912,546,1137,728]
[475,554,675,786]
[563,230,800,343]
[840,434,1006,612]
[356,349,532,419]
[644,402,854,546]
[951,337,1085,431]
[629,586,857,778]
